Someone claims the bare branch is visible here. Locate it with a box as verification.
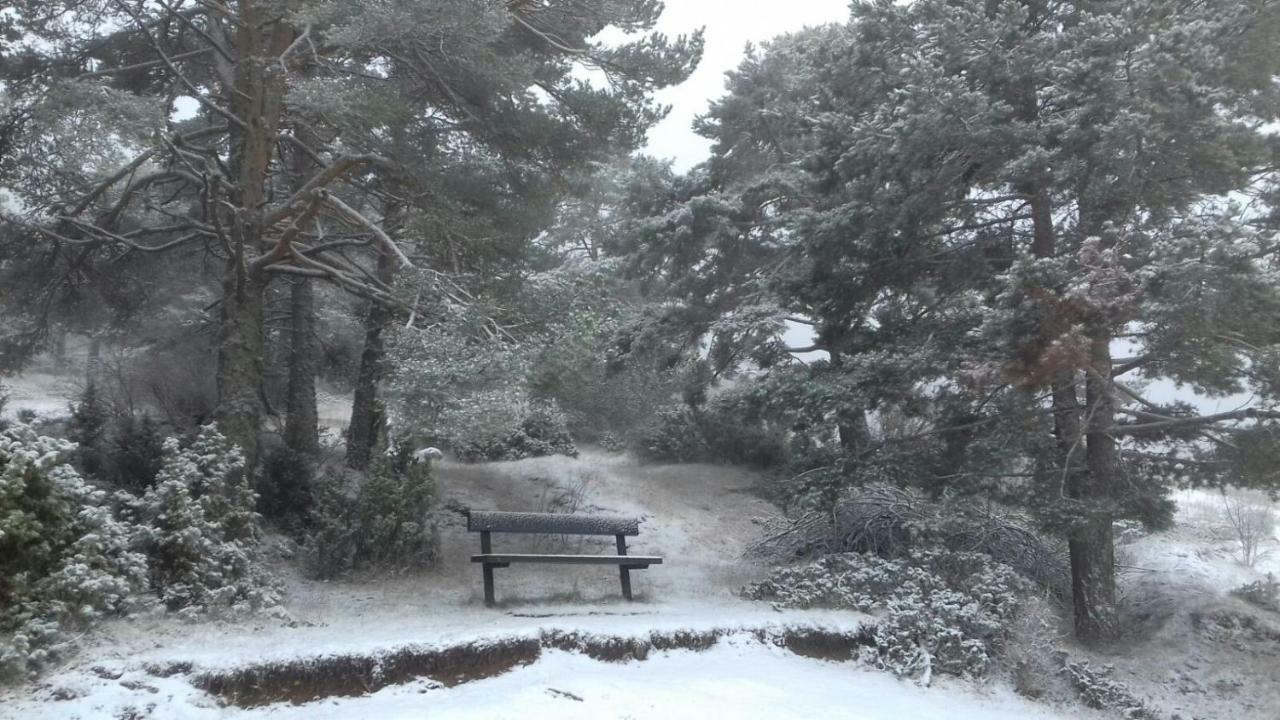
[323,195,414,268]
[1116,408,1280,435]
[77,47,215,79]
[264,154,388,227]
[114,0,247,130]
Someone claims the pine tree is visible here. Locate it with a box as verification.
[614,0,1280,642]
[1,1,702,475]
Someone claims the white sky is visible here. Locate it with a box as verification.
[640,0,850,171]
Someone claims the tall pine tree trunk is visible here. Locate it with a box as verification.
[1025,184,1118,641]
[345,248,395,469]
[345,99,406,470]
[284,276,320,457]
[85,334,102,386]
[282,106,322,460]
[216,264,269,470]
[1012,22,1118,636]
[214,4,292,472]
[1075,332,1119,640]
[1072,200,1121,641]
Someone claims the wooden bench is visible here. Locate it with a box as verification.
[467,510,662,606]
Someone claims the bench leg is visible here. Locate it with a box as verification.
[616,533,633,601]
[619,566,632,601]
[480,531,496,607]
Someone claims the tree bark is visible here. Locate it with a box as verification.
[345,248,396,469]
[213,4,293,473]
[1024,182,1120,641]
[216,265,268,470]
[86,334,102,386]
[1074,333,1119,641]
[284,276,320,457]
[282,98,323,460]
[1072,199,1122,642]
[346,92,406,470]
[1011,30,1118,638]
[837,408,873,454]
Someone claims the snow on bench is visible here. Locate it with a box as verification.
[466,510,663,606]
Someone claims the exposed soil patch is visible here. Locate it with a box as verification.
[192,625,874,708]
[776,626,878,662]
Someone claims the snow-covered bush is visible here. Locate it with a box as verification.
[307,441,438,578]
[121,425,278,616]
[637,400,789,468]
[1057,653,1159,719]
[636,405,708,462]
[0,424,147,680]
[449,396,578,463]
[258,439,315,528]
[104,412,166,493]
[748,484,1068,596]
[390,320,578,462]
[67,381,111,480]
[744,549,1033,680]
[1231,574,1280,613]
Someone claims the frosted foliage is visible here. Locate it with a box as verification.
[0,425,146,680]
[746,550,1032,680]
[125,425,279,616]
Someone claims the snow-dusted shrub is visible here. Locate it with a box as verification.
[636,405,707,462]
[1057,653,1159,719]
[748,484,1068,596]
[449,396,577,463]
[1230,574,1280,613]
[637,400,789,468]
[1217,491,1276,567]
[103,412,166,493]
[257,439,315,528]
[307,442,438,578]
[744,549,1032,680]
[67,381,111,479]
[121,425,278,616]
[0,424,146,680]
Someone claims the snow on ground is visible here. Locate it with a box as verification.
[0,445,1101,720]
[1,634,1097,720]
[325,642,1070,720]
[1067,487,1280,720]
[4,369,1280,718]
[0,370,78,421]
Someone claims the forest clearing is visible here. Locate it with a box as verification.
[3,1,1280,718]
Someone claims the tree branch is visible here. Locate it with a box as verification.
[323,195,414,268]
[1115,408,1280,435]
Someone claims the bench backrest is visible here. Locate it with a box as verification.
[467,510,640,537]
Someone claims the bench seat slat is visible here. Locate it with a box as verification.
[471,553,662,566]
[467,511,640,536]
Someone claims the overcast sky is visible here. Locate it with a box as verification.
[639,0,850,171]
